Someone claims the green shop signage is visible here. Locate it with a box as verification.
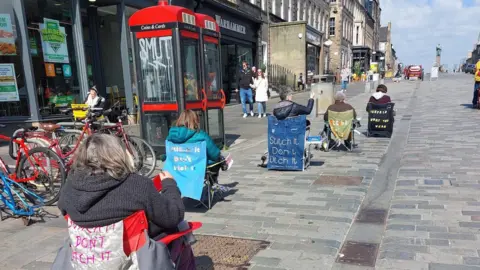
[40,18,69,64]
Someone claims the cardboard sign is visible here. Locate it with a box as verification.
[163,141,207,200]
[267,115,306,171]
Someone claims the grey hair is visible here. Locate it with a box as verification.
[334,91,346,101]
[73,133,134,179]
[278,85,293,101]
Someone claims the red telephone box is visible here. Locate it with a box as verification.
[195,13,226,148]
[129,1,207,153]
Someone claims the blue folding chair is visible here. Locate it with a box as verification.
[164,141,214,209]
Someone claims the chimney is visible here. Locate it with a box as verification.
[387,22,391,31]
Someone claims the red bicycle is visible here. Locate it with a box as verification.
[15,105,156,176]
[0,132,66,206]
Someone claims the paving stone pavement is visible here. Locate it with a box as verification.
[375,73,480,270]
[2,75,478,269]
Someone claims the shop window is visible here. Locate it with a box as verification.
[329,18,335,36]
[24,0,81,117]
[0,0,30,117]
[204,42,221,99]
[181,39,200,101]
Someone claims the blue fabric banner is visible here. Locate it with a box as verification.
[164,141,207,200]
[267,115,306,171]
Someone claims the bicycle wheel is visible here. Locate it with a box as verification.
[124,136,157,177]
[57,132,84,156]
[16,147,67,206]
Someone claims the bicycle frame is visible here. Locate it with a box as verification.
[0,173,44,217]
[0,134,51,183]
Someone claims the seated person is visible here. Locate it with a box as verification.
[84,85,106,109]
[273,86,315,127]
[58,134,194,269]
[324,91,357,147]
[366,84,391,111]
[166,110,227,180]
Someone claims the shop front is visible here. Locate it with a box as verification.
[194,0,261,104]
[305,26,322,77]
[352,46,371,74]
[0,0,157,122]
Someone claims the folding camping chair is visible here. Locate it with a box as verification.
[52,211,202,270]
[259,115,322,170]
[323,109,357,151]
[164,141,228,209]
[366,102,395,138]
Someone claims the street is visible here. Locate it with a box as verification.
[1,74,480,270]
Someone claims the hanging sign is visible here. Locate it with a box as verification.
[40,18,69,63]
[45,63,56,77]
[0,64,19,102]
[0,14,16,56]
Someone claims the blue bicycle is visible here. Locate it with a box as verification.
[0,172,45,226]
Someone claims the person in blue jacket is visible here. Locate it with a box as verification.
[166,110,226,180]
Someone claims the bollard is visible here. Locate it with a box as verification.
[364,82,371,93]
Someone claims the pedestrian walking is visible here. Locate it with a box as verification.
[297,73,305,90]
[236,61,255,118]
[473,59,480,108]
[341,66,350,92]
[251,69,269,118]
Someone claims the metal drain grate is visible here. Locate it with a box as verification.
[336,241,379,267]
[194,235,270,270]
[313,175,363,186]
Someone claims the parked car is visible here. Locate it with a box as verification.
[465,64,476,74]
[405,65,423,80]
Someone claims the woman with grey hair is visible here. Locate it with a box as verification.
[58,133,185,238]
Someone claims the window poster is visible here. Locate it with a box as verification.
[0,14,16,56]
[0,64,19,102]
[40,18,69,63]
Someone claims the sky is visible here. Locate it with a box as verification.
[380,0,479,70]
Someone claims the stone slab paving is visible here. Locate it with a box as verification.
[185,80,417,269]
[0,78,437,269]
[375,73,480,270]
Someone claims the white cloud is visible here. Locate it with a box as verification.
[381,0,479,69]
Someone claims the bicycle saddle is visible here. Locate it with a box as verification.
[40,123,61,132]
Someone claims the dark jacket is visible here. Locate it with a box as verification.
[58,170,185,238]
[324,101,357,121]
[237,68,254,89]
[166,126,221,163]
[366,92,392,111]
[273,99,314,120]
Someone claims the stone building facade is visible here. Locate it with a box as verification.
[328,0,354,73]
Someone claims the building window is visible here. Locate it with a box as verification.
[25,0,84,117]
[356,26,359,44]
[261,0,266,11]
[0,0,30,117]
[329,17,335,36]
[280,0,284,19]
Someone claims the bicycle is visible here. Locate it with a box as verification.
[0,133,66,206]
[0,171,45,226]
[16,104,156,177]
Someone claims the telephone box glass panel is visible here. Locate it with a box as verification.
[204,43,221,99]
[182,39,201,101]
[138,37,176,103]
